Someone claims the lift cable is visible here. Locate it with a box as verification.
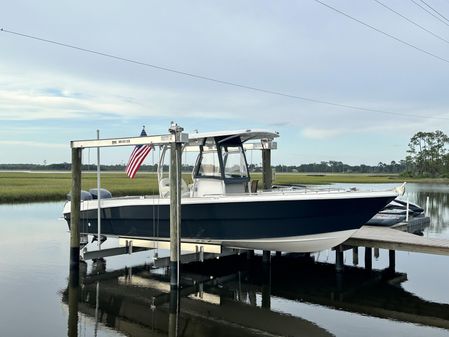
[409,0,449,27]
[373,0,449,45]
[312,0,449,65]
[419,0,449,23]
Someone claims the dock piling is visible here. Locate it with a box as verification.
[169,123,184,289]
[70,147,82,270]
[352,247,359,266]
[262,144,272,190]
[168,288,180,337]
[365,247,372,271]
[261,264,271,309]
[263,250,271,264]
[335,246,344,272]
[389,249,396,271]
[67,265,79,337]
[247,250,255,260]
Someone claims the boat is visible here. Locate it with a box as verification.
[366,199,424,227]
[63,129,404,253]
[366,213,407,226]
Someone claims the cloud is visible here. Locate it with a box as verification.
[302,128,345,140]
[0,140,66,148]
[0,68,258,122]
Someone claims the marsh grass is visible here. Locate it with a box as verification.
[0,172,164,203]
[0,171,447,204]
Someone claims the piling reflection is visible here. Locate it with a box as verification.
[63,253,449,336]
[67,265,79,337]
[168,288,180,337]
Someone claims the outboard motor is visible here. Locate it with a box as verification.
[89,188,112,200]
[66,190,93,201]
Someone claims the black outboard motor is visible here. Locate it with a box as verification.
[66,190,93,201]
[89,188,112,200]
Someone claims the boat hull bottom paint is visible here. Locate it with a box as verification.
[222,229,357,253]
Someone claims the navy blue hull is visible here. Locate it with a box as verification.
[65,195,395,240]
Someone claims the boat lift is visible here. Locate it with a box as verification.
[70,122,187,288]
[69,123,277,288]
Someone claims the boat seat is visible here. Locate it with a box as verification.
[159,177,190,198]
[249,179,259,193]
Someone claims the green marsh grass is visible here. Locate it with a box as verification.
[0,171,447,204]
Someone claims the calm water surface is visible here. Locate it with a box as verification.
[1,183,449,337]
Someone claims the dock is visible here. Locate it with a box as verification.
[346,225,449,256]
[331,214,449,273]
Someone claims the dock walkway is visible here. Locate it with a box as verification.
[345,225,449,256]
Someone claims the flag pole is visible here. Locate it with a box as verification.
[97,129,101,250]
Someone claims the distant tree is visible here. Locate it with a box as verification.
[406,130,449,177]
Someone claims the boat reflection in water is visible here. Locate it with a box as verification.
[63,254,449,337]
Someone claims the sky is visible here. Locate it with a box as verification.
[1,0,449,166]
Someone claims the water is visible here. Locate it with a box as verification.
[1,183,449,337]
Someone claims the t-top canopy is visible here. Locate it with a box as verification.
[188,129,279,146]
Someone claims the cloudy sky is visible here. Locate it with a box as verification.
[1,0,449,166]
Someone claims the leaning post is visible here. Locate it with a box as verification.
[262,139,272,190]
[70,146,82,270]
[169,122,184,289]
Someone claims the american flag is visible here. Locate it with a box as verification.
[125,127,153,179]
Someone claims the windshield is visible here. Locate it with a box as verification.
[197,150,221,177]
[222,145,248,178]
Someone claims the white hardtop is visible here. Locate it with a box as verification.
[188,129,279,145]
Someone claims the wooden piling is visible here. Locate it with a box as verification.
[169,144,179,288]
[247,250,255,260]
[168,288,180,337]
[70,147,82,270]
[169,124,183,289]
[335,246,344,273]
[365,247,372,271]
[263,250,271,263]
[261,262,271,309]
[67,266,79,337]
[352,247,359,266]
[262,148,272,190]
[389,249,396,271]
